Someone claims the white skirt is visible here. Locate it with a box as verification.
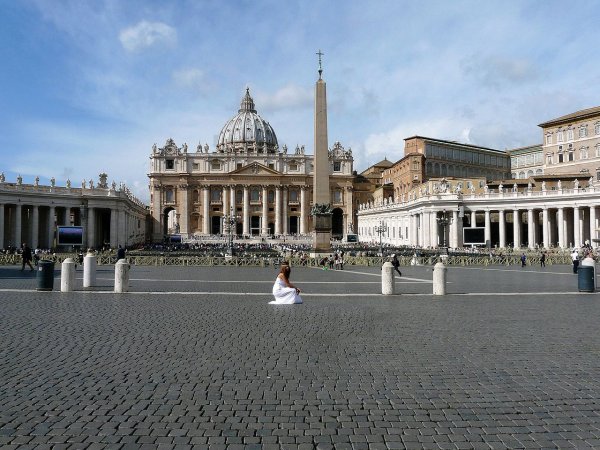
[270,278,303,304]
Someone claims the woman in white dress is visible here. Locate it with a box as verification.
[270,263,303,304]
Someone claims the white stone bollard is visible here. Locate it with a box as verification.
[114,259,131,293]
[433,262,447,295]
[382,261,395,295]
[83,251,97,288]
[581,256,596,290]
[61,258,76,292]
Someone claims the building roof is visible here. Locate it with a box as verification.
[538,106,600,128]
[372,158,394,168]
[506,144,542,155]
[404,135,506,154]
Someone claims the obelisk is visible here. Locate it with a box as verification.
[312,50,332,253]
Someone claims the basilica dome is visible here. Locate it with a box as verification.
[216,88,278,154]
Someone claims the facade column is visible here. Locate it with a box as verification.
[527,209,535,249]
[88,207,95,250]
[498,209,506,248]
[202,186,210,235]
[450,210,458,248]
[63,207,70,225]
[411,214,419,246]
[557,208,564,248]
[282,187,288,235]
[14,204,22,246]
[471,210,477,227]
[243,185,250,235]
[300,187,307,235]
[47,206,55,248]
[513,209,520,248]
[275,187,282,235]
[542,208,549,249]
[0,204,4,249]
[230,186,236,213]
[422,212,430,247]
[590,206,597,248]
[261,186,269,235]
[179,185,189,235]
[484,210,491,246]
[222,186,229,216]
[110,209,117,248]
[31,205,39,249]
[573,206,581,248]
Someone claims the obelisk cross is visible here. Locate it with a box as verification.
[316,49,324,79]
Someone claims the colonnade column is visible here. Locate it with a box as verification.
[573,206,580,247]
[484,210,491,246]
[542,208,549,249]
[88,207,95,249]
[498,209,505,248]
[230,186,236,214]
[14,204,22,246]
[411,215,418,246]
[63,207,70,225]
[118,210,126,247]
[242,185,250,235]
[470,210,477,227]
[430,211,439,248]
[202,186,210,234]
[449,211,457,248]
[513,209,520,248]
[300,187,307,234]
[527,209,534,249]
[31,205,39,249]
[590,206,597,248]
[261,186,269,236]
[47,206,55,248]
[422,212,430,247]
[110,209,117,248]
[282,187,288,235]
[557,208,564,248]
[0,204,4,249]
[275,187,281,235]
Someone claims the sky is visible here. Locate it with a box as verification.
[1,0,600,202]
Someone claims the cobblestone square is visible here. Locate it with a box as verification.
[1,264,599,449]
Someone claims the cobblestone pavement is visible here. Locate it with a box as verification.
[1,265,600,449]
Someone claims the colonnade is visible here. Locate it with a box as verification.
[0,202,143,250]
[360,202,600,250]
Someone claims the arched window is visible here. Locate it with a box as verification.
[268,190,275,203]
[165,189,174,203]
[289,189,298,202]
[236,190,243,204]
[211,189,221,202]
[250,188,260,201]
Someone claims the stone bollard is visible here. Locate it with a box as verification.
[61,258,76,292]
[433,262,447,295]
[114,259,131,293]
[381,261,395,295]
[83,251,97,288]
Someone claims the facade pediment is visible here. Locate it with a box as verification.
[228,162,280,176]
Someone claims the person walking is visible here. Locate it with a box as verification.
[572,248,580,274]
[520,253,527,268]
[116,245,126,261]
[21,243,34,271]
[391,254,402,276]
[540,251,546,268]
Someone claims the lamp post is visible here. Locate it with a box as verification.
[223,207,239,256]
[436,210,450,249]
[374,220,387,257]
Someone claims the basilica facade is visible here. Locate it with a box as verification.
[148,89,355,241]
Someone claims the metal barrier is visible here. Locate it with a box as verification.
[0,253,573,267]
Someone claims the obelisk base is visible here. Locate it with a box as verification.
[311,213,332,255]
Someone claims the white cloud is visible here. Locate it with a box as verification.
[256,84,312,112]
[119,20,176,52]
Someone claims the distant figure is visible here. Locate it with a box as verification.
[270,263,303,304]
[391,254,402,276]
[520,253,526,268]
[540,251,546,268]
[21,243,34,271]
[116,245,126,261]
[572,249,580,274]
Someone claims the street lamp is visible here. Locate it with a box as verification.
[222,206,239,256]
[374,220,387,257]
[436,210,450,249]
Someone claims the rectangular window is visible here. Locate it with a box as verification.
[166,159,174,170]
[237,163,243,169]
[557,130,564,142]
[289,190,298,202]
[579,127,587,138]
[333,161,341,172]
[567,129,574,140]
[596,123,600,135]
[333,191,342,203]
[192,163,199,170]
[568,152,574,162]
[289,163,298,171]
[211,161,221,170]
[558,153,563,163]
[546,134,552,145]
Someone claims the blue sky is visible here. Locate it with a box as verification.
[1,0,599,202]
